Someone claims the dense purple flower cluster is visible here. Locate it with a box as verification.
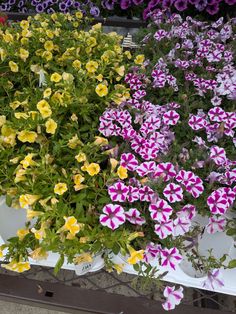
[98,11,236,299]
[0,0,100,16]
[101,0,236,18]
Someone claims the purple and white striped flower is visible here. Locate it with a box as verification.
[207,189,229,215]
[108,182,129,202]
[139,186,155,202]
[120,153,139,171]
[136,161,156,177]
[163,183,184,203]
[154,163,176,182]
[149,199,173,221]
[154,218,173,239]
[100,204,125,230]
[125,208,146,225]
[206,216,226,234]
[173,217,192,236]
[162,286,184,311]
[160,247,182,270]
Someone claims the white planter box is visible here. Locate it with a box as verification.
[0,197,104,275]
[0,196,235,291]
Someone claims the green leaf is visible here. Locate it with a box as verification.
[226,228,236,236]
[228,260,236,269]
[5,195,12,207]
[133,263,140,272]
[54,255,64,275]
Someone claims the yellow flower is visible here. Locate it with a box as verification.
[45,118,57,134]
[20,153,36,169]
[86,163,100,176]
[36,99,52,119]
[21,37,29,45]
[20,20,29,29]
[127,247,144,265]
[26,209,43,220]
[134,54,145,65]
[73,174,85,185]
[19,194,40,209]
[115,65,125,77]
[31,227,46,240]
[125,50,132,59]
[44,40,54,51]
[3,32,13,43]
[42,51,53,61]
[14,112,29,119]
[9,61,19,72]
[0,115,6,127]
[68,135,82,149]
[14,168,26,183]
[74,184,88,191]
[117,166,128,180]
[0,248,3,258]
[63,216,81,237]
[75,11,83,19]
[74,253,93,265]
[93,136,108,146]
[2,260,30,273]
[72,59,81,70]
[110,158,118,173]
[18,130,37,143]
[75,152,87,163]
[86,61,98,73]
[96,74,103,82]
[113,263,124,274]
[19,48,29,61]
[17,228,30,241]
[43,88,52,98]
[62,72,74,82]
[50,72,62,82]
[30,247,48,261]
[86,37,97,47]
[0,48,7,61]
[54,183,68,195]
[95,84,108,97]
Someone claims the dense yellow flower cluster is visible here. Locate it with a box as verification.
[0,13,140,274]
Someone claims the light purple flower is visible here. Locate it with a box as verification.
[203,269,224,290]
[100,204,126,230]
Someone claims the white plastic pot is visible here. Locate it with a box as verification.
[74,253,105,276]
[0,196,104,273]
[0,196,27,243]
